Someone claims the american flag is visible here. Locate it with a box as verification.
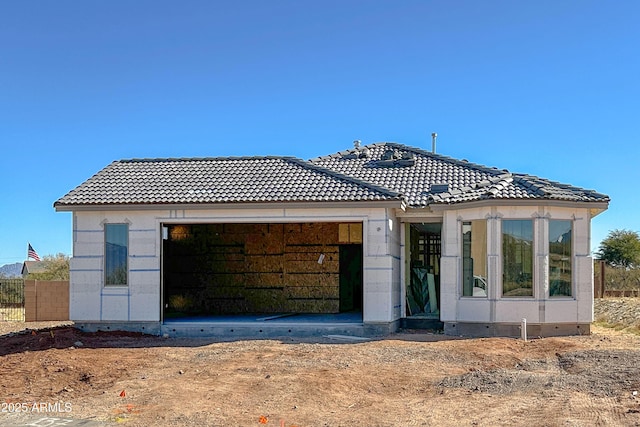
[28,243,41,261]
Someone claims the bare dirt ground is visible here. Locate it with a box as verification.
[1,300,640,427]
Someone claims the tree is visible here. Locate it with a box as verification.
[596,229,640,268]
[27,253,70,280]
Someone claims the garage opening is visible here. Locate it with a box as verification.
[161,222,363,321]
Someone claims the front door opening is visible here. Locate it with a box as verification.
[406,223,441,318]
[161,222,363,321]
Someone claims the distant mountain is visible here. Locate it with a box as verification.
[0,262,23,278]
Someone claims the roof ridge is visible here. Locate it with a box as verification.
[309,142,394,162]
[284,158,403,199]
[119,155,301,163]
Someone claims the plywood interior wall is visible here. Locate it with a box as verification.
[163,222,362,315]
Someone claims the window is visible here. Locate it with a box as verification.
[549,220,572,297]
[462,220,488,297]
[502,220,533,297]
[105,223,128,286]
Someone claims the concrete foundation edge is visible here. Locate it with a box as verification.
[73,320,399,338]
[444,322,591,338]
[74,322,162,336]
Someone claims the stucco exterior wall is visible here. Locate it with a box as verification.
[69,205,399,325]
[69,202,596,333]
[438,205,594,326]
[360,209,401,323]
[70,210,160,322]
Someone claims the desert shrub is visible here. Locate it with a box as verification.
[594,262,640,291]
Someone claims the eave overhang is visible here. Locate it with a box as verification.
[395,199,609,218]
[54,199,405,212]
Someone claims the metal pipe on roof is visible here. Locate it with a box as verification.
[431,132,437,153]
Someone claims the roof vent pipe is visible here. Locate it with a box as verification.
[353,140,361,149]
[431,132,437,153]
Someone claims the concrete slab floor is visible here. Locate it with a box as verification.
[163,311,363,326]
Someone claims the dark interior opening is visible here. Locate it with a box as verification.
[339,244,363,312]
[162,222,363,319]
[407,222,442,318]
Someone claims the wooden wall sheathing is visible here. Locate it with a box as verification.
[165,222,359,315]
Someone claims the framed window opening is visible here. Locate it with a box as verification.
[462,220,488,298]
[105,223,128,286]
[549,219,572,297]
[502,219,533,297]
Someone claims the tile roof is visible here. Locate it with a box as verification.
[310,142,610,207]
[54,156,402,207]
[55,143,609,209]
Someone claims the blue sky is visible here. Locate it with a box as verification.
[1,1,638,264]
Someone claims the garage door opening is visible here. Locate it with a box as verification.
[162,223,363,322]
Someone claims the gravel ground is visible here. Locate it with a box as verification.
[594,297,640,330]
[0,320,72,337]
[439,347,640,397]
